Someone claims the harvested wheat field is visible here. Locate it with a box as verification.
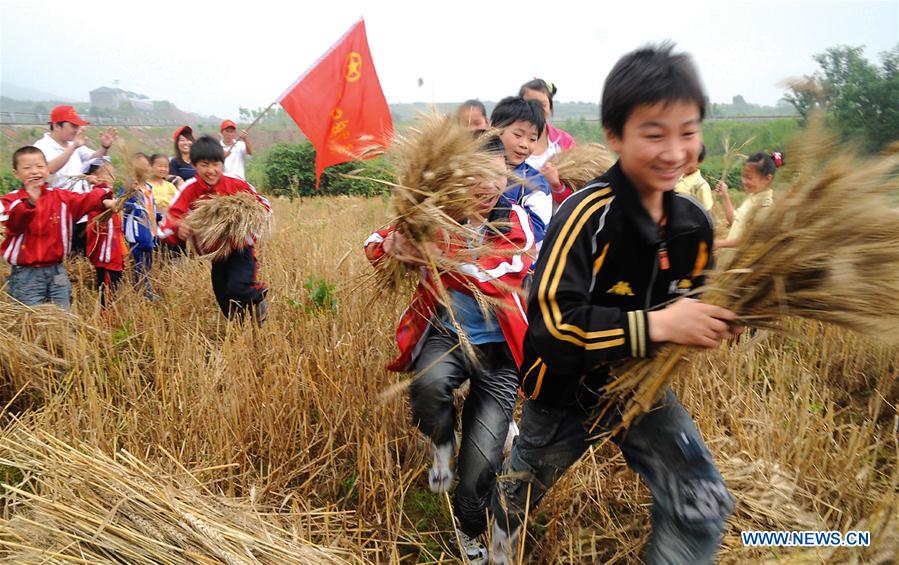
[1,196,896,563]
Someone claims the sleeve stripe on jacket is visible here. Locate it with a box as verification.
[537,188,626,349]
[627,310,648,357]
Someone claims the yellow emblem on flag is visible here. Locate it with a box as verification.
[607,281,635,296]
[345,52,362,82]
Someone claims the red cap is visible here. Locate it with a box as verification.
[220,119,238,131]
[49,105,90,126]
[173,125,193,141]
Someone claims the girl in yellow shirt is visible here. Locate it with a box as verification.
[715,150,784,250]
[148,153,179,213]
[675,143,714,210]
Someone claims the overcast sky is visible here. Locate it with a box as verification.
[1,0,897,119]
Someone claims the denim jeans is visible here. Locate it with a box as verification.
[491,388,733,564]
[6,264,72,310]
[409,331,519,537]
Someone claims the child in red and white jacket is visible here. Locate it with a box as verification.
[158,136,271,321]
[363,144,533,561]
[1,146,114,310]
[82,157,126,307]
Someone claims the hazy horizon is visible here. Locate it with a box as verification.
[1,0,896,119]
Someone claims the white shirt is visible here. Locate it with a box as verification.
[33,132,95,190]
[525,139,563,170]
[221,140,250,179]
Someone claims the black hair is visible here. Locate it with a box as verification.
[173,130,195,161]
[189,135,225,164]
[479,133,507,157]
[601,42,706,138]
[519,78,557,113]
[49,122,68,132]
[12,146,46,169]
[149,153,168,165]
[745,151,784,177]
[490,96,546,137]
[133,152,150,163]
[87,163,105,175]
[459,99,487,119]
[698,143,707,163]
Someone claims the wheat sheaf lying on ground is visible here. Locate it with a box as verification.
[0,428,351,564]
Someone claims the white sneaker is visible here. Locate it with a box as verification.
[490,521,519,565]
[428,440,454,493]
[457,528,488,564]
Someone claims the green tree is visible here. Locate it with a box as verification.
[260,142,391,198]
[785,44,899,151]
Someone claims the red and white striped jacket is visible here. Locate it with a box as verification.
[364,201,534,372]
[85,184,125,270]
[1,184,112,267]
[158,174,271,252]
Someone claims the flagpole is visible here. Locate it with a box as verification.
[226,100,278,154]
[243,100,278,134]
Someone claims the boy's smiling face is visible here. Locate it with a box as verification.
[13,152,49,189]
[498,120,538,166]
[605,101,702,195]
[195,159,223,186]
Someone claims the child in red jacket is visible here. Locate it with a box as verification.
[83,157,126,307]
[2,146,114,310]
[363,142,533,562]
[158,136,271,321]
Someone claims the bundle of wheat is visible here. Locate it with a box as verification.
[719,454,822,532]
[93,139,151,225]
[0,299,104,402]
[185,192,271,261]
[604,119,899,429]
[0,428,350,564]
[547,143,615,190]
[360,114,520,357]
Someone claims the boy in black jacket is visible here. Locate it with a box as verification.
[490,44,740,565]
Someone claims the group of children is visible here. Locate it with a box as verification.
[0,44,792,564]
[367,44,784,564]
[2,109,268,320]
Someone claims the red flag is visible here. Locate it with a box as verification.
[278,19,392,187]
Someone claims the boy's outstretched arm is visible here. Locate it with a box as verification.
[65,186,114,220]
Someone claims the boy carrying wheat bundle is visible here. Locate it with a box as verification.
[364,118,534,563]
[489,44,742,565]
[158,136,271,323]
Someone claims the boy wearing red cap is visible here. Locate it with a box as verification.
[219,120,253,179]
[33,105,118,188]
[33,105,118,256]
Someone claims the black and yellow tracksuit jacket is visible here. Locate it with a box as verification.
[520,162,714,406]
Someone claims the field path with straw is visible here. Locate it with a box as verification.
[1,196,896,563]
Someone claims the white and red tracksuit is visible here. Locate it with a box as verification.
[1,184,112,266]
[363,198,534,372]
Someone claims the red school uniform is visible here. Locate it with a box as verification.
[363,201,535,372]
[158,173,271,252]
[85,184,126,271]
[1,184,111,266]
